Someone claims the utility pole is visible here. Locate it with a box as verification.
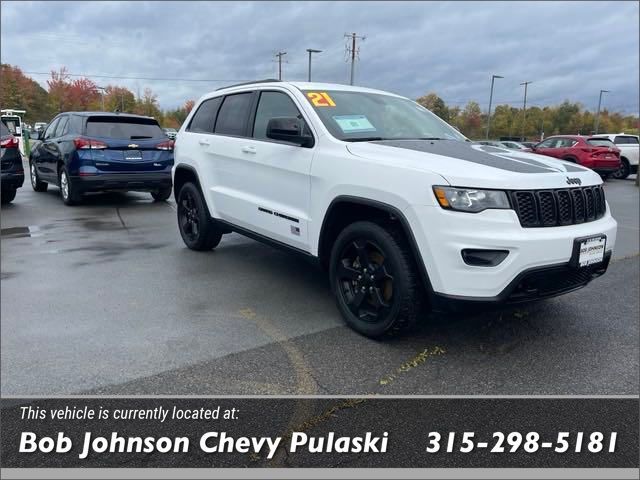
[520,81,532,140]
[485,74,503,139]
[595,89,610,134]
[275,51,287,80]
[345,32,365,85]
[306,49,322,82]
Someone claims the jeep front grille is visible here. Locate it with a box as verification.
[510,185,606,228]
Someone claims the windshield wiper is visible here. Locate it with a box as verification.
[396,137,449,141]
[343,137,385,142]
[130,135,152,139]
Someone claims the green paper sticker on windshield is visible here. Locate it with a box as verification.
[333,115,376,133]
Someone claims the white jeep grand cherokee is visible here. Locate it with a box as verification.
[173,80,617,337]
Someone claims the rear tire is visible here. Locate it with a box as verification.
[30,160,48,192]
[151,186,172,202]
[1,188,17,204]
[329,221,421,338]
[613,158,630,180]
[177,182,222,251]
[59,166,82,205]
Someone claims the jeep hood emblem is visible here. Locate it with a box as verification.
[566,177,582,185]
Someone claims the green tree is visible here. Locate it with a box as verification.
[416,92,449,122]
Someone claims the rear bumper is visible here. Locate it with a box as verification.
[1,171,25,190]
[72,173,171,192]
[581,158,621,173]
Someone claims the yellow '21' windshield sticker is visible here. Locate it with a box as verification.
[307,92,336,107]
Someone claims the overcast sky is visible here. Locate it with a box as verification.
[1,1,638,114]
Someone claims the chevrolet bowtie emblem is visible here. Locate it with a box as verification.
[128,144,139,148]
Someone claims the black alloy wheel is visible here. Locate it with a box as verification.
[330,221,420,338]
[336,238,395,323]
[177,182,222,251]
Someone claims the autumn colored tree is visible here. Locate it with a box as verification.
[460,101,484,139]
[416,93,449,122]
[67,77,99,111]
[47,67,71,113]
[0,64,53,122]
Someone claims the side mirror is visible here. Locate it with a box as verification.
[266,117,313,147]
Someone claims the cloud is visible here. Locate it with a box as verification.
[1,1,638,114]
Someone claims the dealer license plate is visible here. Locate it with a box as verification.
[574,235,606,267]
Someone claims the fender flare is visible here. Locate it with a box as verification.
[318,195,435,296]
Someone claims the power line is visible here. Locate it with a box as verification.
[21,71,250,83]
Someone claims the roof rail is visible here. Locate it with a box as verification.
[216,79,280,91]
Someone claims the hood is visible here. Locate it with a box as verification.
[346,139,602,189]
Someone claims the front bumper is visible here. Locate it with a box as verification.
[72,173,172,193]
[431,251,611,312]
[405,203,617,301]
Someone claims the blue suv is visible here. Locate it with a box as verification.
[29,112,174,205]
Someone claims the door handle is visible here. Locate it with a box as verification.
[241,146,257,154]
[198,139,210,146]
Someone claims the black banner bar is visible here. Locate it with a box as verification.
[1,398,637,468]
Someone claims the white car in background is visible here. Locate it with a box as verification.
[591,133,639,179]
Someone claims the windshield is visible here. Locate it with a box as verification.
[302,90,466,142]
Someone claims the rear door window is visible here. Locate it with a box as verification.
[85,116,164,139]
[214,92,254,137]
[44,118,60,140]
[54,116,68,137]
[188,97,223,133]
[614,136,639,145]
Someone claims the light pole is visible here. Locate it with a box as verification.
[95,86,106,111]
[595,89,610,134]
[520,81,532,140]
[306,49,322,82]
[485,74,503,139]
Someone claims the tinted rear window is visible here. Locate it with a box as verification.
[85,116,164,139]
[214,92,253,136]
[188,97,223,133]
[587,138,615,147]
[615,135,639,145]
[1,123,9,136]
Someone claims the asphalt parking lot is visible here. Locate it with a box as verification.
[1,167,638,396]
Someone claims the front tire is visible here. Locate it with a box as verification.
[177,182,222,251]
[613,158,630,180]
[30,160,48,192]
[59,167,82,205]
[151,186,172,202]
[329,221,421,338]
[1,188,17,204]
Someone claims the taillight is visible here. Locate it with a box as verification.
[74,137,108,149]
[1,136,19,148]
[156,140,174,151]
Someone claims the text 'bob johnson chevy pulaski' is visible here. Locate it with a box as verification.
[20,431,390,459]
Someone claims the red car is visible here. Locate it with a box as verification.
[531,135,621,176]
